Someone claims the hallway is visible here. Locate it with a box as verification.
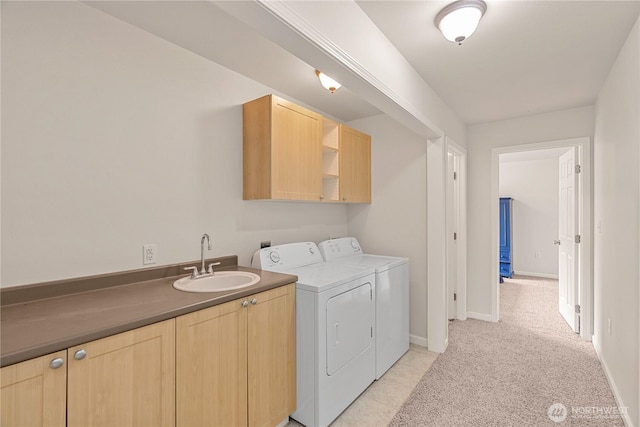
[391,275,624,426]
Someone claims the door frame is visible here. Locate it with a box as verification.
[427,136,468,354]
[490,137,592,340]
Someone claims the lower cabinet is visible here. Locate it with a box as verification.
[177,283,296,427]
[247,284,296,427]
[0,320,174,427]
[1,350,67,427]
[67,320,175,427]
[1,284,295,427]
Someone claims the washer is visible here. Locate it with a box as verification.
[318,237,410,379]
[252,242,376,427]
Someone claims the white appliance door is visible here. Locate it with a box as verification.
[326,282,373,376]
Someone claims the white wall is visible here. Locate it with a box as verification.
[499,158,559,277]
[466,106,594,317]
[1,1,349,286]
[593,16,640,427]
[346,115,428,345]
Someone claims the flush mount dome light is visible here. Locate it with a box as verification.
[435,0,487,45]
[315,70,342,93]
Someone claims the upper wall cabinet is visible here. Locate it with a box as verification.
[339,125,371,203]
[243,94,323,201]
[243,95,371,204]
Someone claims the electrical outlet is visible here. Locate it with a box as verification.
[143,244,158,265]
[534,251,541,259]
[607,317,612,335]
[260,241,271,249]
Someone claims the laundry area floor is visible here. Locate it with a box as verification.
[286,344,438,427]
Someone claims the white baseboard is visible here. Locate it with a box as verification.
[514,271,559,279]
[592,335,635,427]
[410,334,428,348]
[467,311,493,322]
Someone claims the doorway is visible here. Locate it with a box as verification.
[491,137,592,340]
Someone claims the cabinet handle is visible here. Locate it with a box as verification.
[320,195,324,200]
[250,298,257,305]
[74,349,87,360]
[553,240,561,245]
[342,196,347,201]
[242,300,249,308]
[50,358,64,369]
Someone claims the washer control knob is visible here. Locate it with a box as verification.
[351,240,358,249]
[269,251,280,263]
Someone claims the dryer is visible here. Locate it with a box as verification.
[252,242,376,427]
[318,237,410,379]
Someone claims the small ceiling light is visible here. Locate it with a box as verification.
[435,0,487,45]
[315,70,342,93]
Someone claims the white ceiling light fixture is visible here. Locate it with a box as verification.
[315,70,342,93]
[435,0,487,45]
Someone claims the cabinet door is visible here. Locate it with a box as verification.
[1,350,67,427]
[339,125,371,203]
[499,198,513,278]
[271,97,323,201]
[67,320,175,427]
[247,284,296,427]
[176,298,248,427]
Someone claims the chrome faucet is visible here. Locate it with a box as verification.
[200,233,212,275]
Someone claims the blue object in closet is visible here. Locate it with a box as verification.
[499,197,513,281]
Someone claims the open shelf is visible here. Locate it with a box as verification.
[322,176,339,202]
[321,118,340,201]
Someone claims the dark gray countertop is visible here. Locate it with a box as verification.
[1,258,297,367]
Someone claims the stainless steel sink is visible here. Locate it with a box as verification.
[173,271,260,293]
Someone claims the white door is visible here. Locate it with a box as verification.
[558,147,579,332]
[446,153,457,320]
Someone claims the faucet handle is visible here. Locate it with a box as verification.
[207,262,221,275]
[183,266,199,279]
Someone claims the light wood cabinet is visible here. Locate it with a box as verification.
[243,94,371,203]
[176,283,296,427]
[243,94,323,201]
[176,295,248,426]
[339,125,371,203]
[247,284,296,427]
[2,284,294,427]
[1,350,67,427]
[67,320,175,427]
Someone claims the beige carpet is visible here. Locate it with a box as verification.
[390,276,624,426]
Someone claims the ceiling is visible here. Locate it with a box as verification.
[358,0,640,124]
[89,1,640,126]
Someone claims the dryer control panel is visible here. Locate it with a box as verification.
[318,237,363,261]
[252,242,323,272]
